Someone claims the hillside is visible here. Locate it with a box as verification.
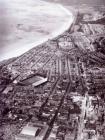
[44,0,105,5]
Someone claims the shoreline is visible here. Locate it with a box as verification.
[0,3,74,62]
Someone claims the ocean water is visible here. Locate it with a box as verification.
[0,0,73,61]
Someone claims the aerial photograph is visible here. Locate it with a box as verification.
[0,0,105,140]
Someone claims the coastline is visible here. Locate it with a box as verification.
[0,3,74,61]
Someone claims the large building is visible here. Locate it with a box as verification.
[15,123,48,140]
[19,75,48,87]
